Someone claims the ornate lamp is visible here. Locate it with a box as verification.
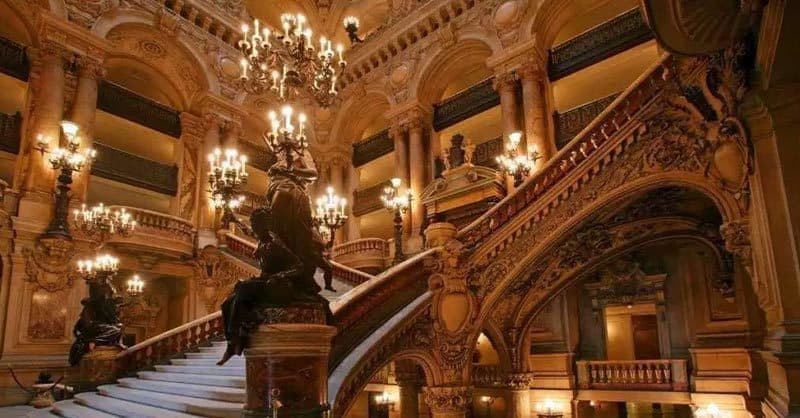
[208,147,248,227]
[265,105,310,168]
[237,14,346,106]
[381,177,412,264]
[536,399,563,418]
[76,254,119,283]
[496,131,541,186]
[374,391,395,412]
[314,186,347,248]
[695,404,731,418]
[73,203,136,243]
[40,120,97,239]
[344,16,363,44]
[126,274,145,296]
[481,396,496,418]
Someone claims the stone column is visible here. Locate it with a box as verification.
[174,113,206,223]
[519,64,555,162]
[505,373,533,418]
[423,386,472,418]
[407,117,427,238]
[197,114,221,246]
[346,164,361,241]
[69,55,106,202]
[396,360,422,418]
[17,44,68,213]
[242,312,336,418]
[328,153,348,245]
[391,124,410,186]
[494,73,522,148]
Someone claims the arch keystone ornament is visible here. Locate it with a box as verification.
[425,238,480,382]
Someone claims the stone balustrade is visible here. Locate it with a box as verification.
[115,311,223,377]
[472,365,506,388]
[104,205,195,258]
[576,359,688,391]
[332,238,390,274]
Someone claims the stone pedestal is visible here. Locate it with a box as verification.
[242,309,337,418]
[76,346,121,391]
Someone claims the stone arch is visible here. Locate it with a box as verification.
[521,0,576,50]
[330,90,393,145]
[478,317,513,373]
[411,38,496,106]
[93,19,216,109]
[0,0,38,45]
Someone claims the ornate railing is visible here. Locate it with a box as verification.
[239,140,276,172]
[97,81,182,138]
[576,359,688,391]
[353,129,392,167]
[433,78,499,131]
[92,142,179,195]
[549,8,653,80]
[472,365,506,388]
[472,137,503,168]
[332,238,390,274]
[103,206,195,256]
[0,35,28,81]
[353,183,386,216]
[459,54,672,254]
[115,311,223,376]
[554,94,619,149]
[0,111,22,154]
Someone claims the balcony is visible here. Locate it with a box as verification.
[103,206,195,258]
[353,183,385,217]
[472,365,505,388]
[92,142,179,196]
[576,359,688,392]
[433,78,500,132]
[332,238,390,274]
[97,81,182,138]
[548,8,653,80]
[0,35,28,81]
[353,129,392,168]
[0,111,21,154]
[554,94,619,149]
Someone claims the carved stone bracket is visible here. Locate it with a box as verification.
[423,386,473,414]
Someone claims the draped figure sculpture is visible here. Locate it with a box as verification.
[68,278,125,366]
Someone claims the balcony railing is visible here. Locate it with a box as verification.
[332,238,390,273]
[554,93,619,149]
[433,78,500,131]
[92,142,179,195]
[0,35,28,81]
[97,81,182,138]
[353,183,386,216]
[0,111,22,154]
[576,360,689,391]
[471,136,503,169]
[353,129,392,167]
[104,205,195,257]
[472,365,506,388]
[549,8,653,80]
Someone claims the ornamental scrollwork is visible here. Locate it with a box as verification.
[22,238,80,293]
[422,386,473,414]
[192,246,248,312]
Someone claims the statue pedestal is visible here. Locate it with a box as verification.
[242,306,337,418]
[76,346,121,391]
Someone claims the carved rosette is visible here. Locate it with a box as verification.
[422,386,473,414]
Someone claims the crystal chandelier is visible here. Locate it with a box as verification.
[496,131,541,186]
[313,186,347,246]
[73,203,136,242]
[208,147,248,225]
[237,14,346,106]
[76,254,119,282]
[266,105,309,167]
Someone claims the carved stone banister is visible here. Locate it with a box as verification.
[92,142,179,195]
[0,35,29,81]
[97,81,182,138]
[433,78,499,132]
[332,238,390,274]
[353,129,393,167]
[576,359,688,391]
[103,205,195,257]
[554,93,620,149]
[0,111,22,154]
[332,238,390,258]
[458,54,673,253]
[115,311,223,377]
[548,8,653,80]
[353,183,387,216]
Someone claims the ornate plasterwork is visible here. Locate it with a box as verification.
[65,0,114,28]
[193,246,249,312]
[422,386,473,414]
[22,238,81,293]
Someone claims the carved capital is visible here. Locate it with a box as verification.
[720,218,752,264]
[492,72,518,92]
[517,62,544,82]
[74,55,107,79]
[179,112,207,148]
[423,386,472,414]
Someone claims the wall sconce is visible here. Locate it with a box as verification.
[480,396,495,418]
[375,391,395,412]
[536,399,563,418]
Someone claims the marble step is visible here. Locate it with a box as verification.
[98,385,242,418]
[74,392,197,418]
[196,347,227,353]
[184,352,225,359]
[51,400,118,418]
[154,365,245,376]
[117,378,245,403]
[170,358,245,367]
[137,371,245,388]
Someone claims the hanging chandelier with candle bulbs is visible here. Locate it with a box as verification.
[73,203,136,242]
[266,105,310,167]
[237,13,346,107]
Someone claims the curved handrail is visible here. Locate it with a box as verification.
[332,238,390,258]
[106,205,195,240]
[458,54,672,247]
